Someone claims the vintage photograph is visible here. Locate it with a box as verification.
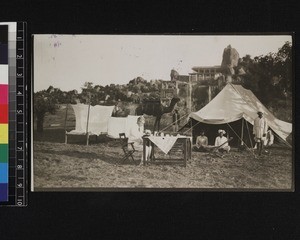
[32,34,293,191]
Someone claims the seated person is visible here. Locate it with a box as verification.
[193,130,208,152]
[254,128,274,150]
[264,129,274,147]
[214,129,230,153]
[128,116,152,164]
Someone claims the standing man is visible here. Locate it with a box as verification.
[253,109,268,156]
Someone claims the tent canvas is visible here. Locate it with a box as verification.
[68,103,114,135]
[88,105,115,135]
[65,104,114,144]
[107,115,141,139]
[189,83,292,146]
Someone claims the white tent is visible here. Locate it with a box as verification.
[107,115,141,139]
[189,84,292,146]
[65,104,114,145]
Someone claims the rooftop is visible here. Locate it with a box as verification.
[192,65,221,71]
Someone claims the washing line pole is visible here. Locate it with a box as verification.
[241,118,244,145]
[64,103,69,144]
[64,104,69,132]
[86,103,91,146]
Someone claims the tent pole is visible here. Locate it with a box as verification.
[86,103,91,146]
[190,119,193,142]
[64,104,69,144]
[188,77,192,110]
[226,125,229,139]
[241,118,244,145]
[208,85,211,102]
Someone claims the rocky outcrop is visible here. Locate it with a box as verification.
[221,45,240,76]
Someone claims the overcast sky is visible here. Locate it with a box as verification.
[33,34,292,92]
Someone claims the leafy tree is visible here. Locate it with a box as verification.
[34,86,59,132]
[65,90,79,104]
[236,41,292,121]
[80,82,105,105]
[192,86,208,110]
[275,41,292,93]
[239,41,292,106]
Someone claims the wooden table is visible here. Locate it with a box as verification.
[142,136,191,167]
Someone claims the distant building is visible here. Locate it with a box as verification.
[189,65,221,82]
[177,75,190,83]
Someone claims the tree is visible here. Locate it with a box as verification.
[65,90,79,104]
[275,41,292,93]
[34,87,59,132]
[238,41,292,105]
[236,41,292,122]
[80,82,103,105]
[192,86,208,110]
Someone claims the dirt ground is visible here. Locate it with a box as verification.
[33,129,293,190]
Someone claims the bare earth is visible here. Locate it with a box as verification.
[33,133,293,190]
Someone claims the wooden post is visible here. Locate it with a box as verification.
[86,103,91,146]
[184,138,187,167]
[208,85,212,102]
[64,104,69,144]
[187,76,192,111]
[190,118,193,142]
[241,118,244,145]
[226,125,229,141]
[143,138,146,166]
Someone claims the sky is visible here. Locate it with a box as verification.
[33,34,292,92]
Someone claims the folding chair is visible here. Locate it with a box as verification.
[119,133,136,164]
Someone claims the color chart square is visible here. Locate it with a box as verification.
[0,104,8,123]
[0,183,8,202]
[0,144,8,163]
[0,25,8,65]
[0,124,8,143]
[0,65,8,84]
[0,44,8,64]
[0,163,8,183]
[0,84,8,104]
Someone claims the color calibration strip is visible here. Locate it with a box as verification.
[0,25,9,202]
[14,22,27,206]
[0,22,26,206]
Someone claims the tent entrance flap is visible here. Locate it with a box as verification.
[191,118,252,146]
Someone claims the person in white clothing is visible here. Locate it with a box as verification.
[264,129,274,147]
[214,129,230,153]
[128,117,144,149]
[253,109,268,155]
[128,116,152,165]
